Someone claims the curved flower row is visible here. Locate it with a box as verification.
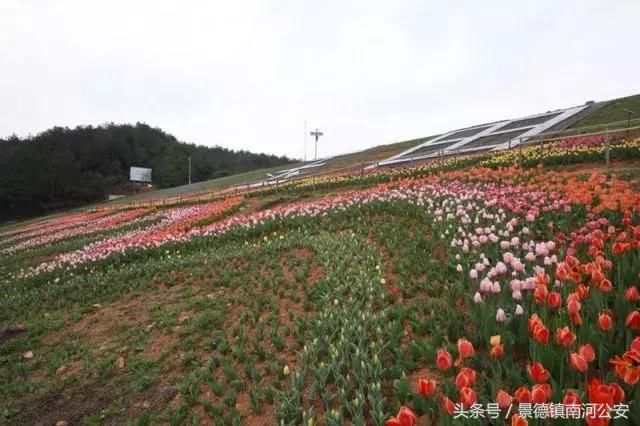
[28,171,575,277]
[28,197,243,275]
[1,208,151,254]
[480,137,640,169]
[0,210,114,244]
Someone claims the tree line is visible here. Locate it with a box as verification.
[0,123,294,221]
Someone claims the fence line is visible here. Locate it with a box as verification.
[88,119,640,213]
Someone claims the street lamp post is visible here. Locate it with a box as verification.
[310,128,324,160]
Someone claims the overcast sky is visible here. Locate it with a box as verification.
[1,1,638,159]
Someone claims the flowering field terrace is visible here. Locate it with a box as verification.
[0,159,639,425]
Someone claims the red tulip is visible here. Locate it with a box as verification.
[528,314,544,333]
[579,343,596,363]
[625,311,640,330]
[563,390,582,405]
[490,343,504,359]
[591,269,605,285]
[386,406,417,426]
[533,325,550,345]
[459,387,478,408]
[534,284,549,305]
[436,349,453,371]
[417,378,436,397]
[626,286,640,302]
[547,292,562,309]
[529,362,550,383]
[598,313,613,331]
[569,352,588,373]
[586,379,616,426]
[610,355,640,385]
[511,414,528,426]
[567,299,581,315]
[455,368,477,389]
[397,406,417,426]
[570,312,582,326]
[577,284,590,299]
[613,242,631,256]
[611,383,625,404]
[496,390,513,410]
[457,338,475,359]
[442,396,456,416]
[556,326,576,347]
[514,386,532,404]
[599,278,613,293]
[531,383,552,404]
[587,379,614,405]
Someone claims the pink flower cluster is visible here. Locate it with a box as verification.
[1,209,150,254]
[554,135,616,149]
[0,210,112,246]
[29,198,243,275]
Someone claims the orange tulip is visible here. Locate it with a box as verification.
[577,284,590,299]
[511,414,528,426]
[514,386,532,404]
[569,352,588,373]
[417,378,436,397]
[567,299,581,315]
[598,313,613,331]
[491,343,504,359]
[534,284,549,305]
[386,406,417,426]
[579,343,596,363]
[556,326,576,347]
[442,396,456,416]
[455,368,477,389]
[625,311,640,330]
[528,362,550,383]
[459,387,478,408]
[547,291,562,309]
[496,390,513,410]
[625,286,640,302]
[457,338,475,359]
[528,314,544,333]
[599,278,613,293]
[531,383,552,404]
[436,348,453,371]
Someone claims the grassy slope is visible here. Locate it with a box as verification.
[570,93,640,128]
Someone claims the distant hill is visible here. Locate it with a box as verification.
[0,123,294,221]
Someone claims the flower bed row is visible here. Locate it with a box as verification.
[1,208,152,254]
[28,197,243,275]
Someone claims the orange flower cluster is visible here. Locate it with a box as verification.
[610,338,640,385]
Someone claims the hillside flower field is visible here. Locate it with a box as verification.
[0,136,639,425]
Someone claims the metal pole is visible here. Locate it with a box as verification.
[315,136,318,161]
[304,120,307,161]
[605,133,610,166]
[188,156,192,185]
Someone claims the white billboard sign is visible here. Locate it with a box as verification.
[130,167,152,183]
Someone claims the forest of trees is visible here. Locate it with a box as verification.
[0,123,294,221]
